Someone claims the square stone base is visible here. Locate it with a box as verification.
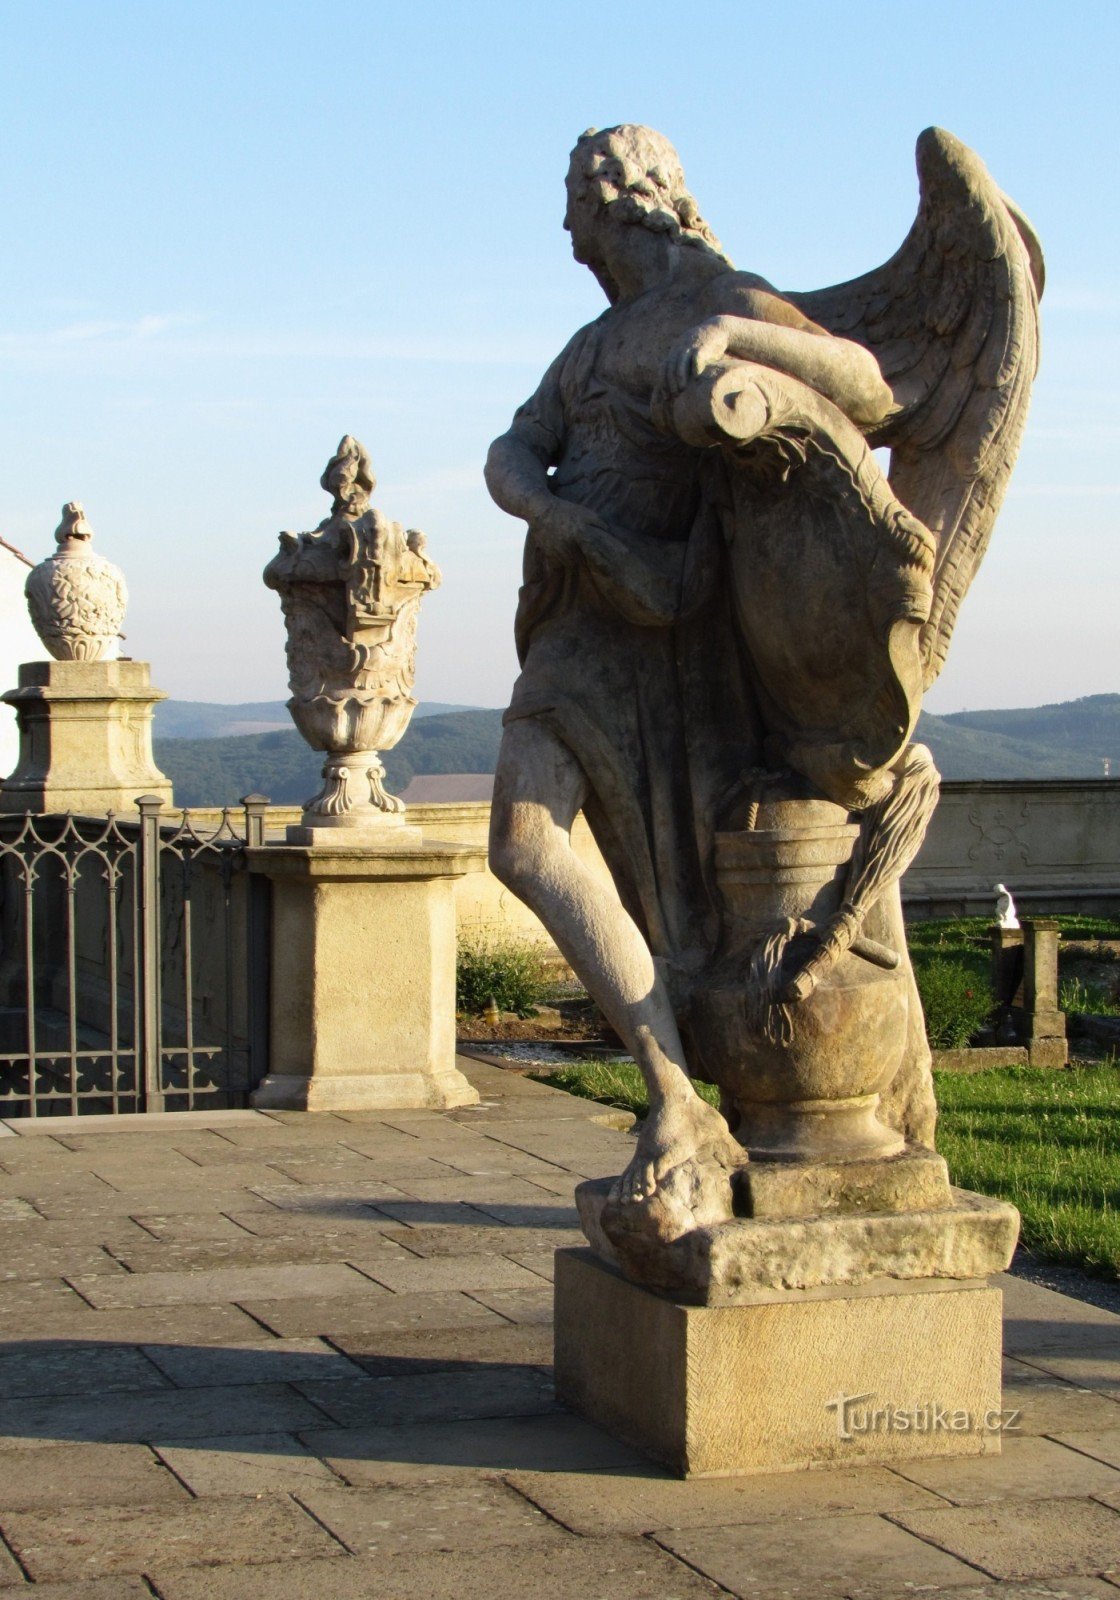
[554,1249,1004,1477]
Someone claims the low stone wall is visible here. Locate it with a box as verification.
[188,778,1120,956]
[904,779,1120,919]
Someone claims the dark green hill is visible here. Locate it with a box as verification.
[936,695,1120,770]
[155,699,480,739]
[156,695,1120,808]
[156,709,504,808]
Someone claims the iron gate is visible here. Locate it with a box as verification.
[0,795,270,1117]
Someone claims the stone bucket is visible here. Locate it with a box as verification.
[691,803,907,1162]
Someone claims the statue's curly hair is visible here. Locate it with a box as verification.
[569,124,731,265]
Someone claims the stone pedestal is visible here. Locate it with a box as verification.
[246,836,485,1112]
[0,659,173,814]
[991,919,1067,1067]
[555,1249,1004,1477]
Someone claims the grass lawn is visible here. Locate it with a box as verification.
[541,1058,1120,1283]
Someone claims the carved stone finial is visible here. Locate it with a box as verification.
[25,502,128,662]
[264,438,441,838]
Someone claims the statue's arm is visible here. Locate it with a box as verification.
[661,282,893,429]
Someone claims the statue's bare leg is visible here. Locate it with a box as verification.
[489,717,741,1200]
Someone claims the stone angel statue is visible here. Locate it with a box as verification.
[486,124,1042,1214]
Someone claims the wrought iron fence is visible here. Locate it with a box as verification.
[0,795,270,1117]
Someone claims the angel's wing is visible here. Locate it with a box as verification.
[786,127,1043,689]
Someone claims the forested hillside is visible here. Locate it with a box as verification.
[155,695,1120,808]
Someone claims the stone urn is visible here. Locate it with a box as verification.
[264,436,441,836]
[25,503,127,662]
[690,791,908,1163]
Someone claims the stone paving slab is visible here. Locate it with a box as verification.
[140,1336,367,1388]
[889,1435,1120,1504]
[9,1578,156,1598]
[239,1288,507,1339]
[293,1366,557,1428]
[1003,1358,1120,1435]
[466,1285,555,1325]
[0,1302,270,1346]
[0,1492,342,1581]
[303,1412,649,1484]
[2,1067,1120,1598]
[1055,1432,1120,1470]
[0,1341,169,1400]
[0,1381,327,1448]
[370,1223,587,1257]
[153,1432,344,1496]
[293,1478,567,1557]
[2,1110,270,1135]
[656,1510,983,1596]
[0,1442,188,1510]
[330,1320,554,1377]
[352,1252,549,1294]
[148,1536,728,1599]
[892,1496,1120,1580]
[1015,1352,1120,1398]
[68,1261,391,1309]
[507,1462,949,1536]
[107,1231,411,1272]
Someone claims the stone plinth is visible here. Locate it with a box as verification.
[246,837,485,1112]
[0,659,173,814]
[555,1248,1004,1477]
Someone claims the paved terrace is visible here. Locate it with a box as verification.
[0,1059,1118,1599]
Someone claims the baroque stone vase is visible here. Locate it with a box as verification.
[690,794,908,1163]
[25,503,127,662]
[264,436,441,835]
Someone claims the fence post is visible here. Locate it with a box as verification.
[241,795,271,1095]
[136,795,166,1112]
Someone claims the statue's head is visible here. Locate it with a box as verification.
[322,435,376,518]
[565,125,729,280]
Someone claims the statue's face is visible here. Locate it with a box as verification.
[563,157,607,269]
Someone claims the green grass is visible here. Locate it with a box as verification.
[935,1064,1120,1281]
[543,1056,1120,1282]
[1060,977,1120,1017]
[540,1058,718,1118]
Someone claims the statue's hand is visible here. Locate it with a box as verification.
[656,317,730,405]
[530,497,612,566]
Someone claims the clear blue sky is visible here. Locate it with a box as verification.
[1,0,1116,712]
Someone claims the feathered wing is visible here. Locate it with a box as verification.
[786,127,1043,688]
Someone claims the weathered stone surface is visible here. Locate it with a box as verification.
[0,1343,168,1400]
[0,1493,340,1581]
[247,843,483,1114]
[238,1289,506,1340]
[153,1433,343,1497]
[149,1537,727,1600]
[68,1262,390,1310]
[307,1412,647,1485]
[332,1322,554,1377]
[555,1249,1003,1475]
[655,1511,982,1597]
[140,1338,366,1388]
[892,1497,1120,1580]
[0,659,172,814]
[0,1442,189,1509]
[889,1435,1120,1504]
[508,1461,945,1536]
[293,1480,565,1557]
[486,120,1039,1206]
[578,1178,1017,1298]
[0,1383,325,1448]
[263,435,441,834]
[293,1367,556,1429]
[742,1146,951,1218]
[353,1254,549,1295]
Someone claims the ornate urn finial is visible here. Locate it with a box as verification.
[25,502,128,662]
[264,436,441,838]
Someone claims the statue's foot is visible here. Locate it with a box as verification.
[615,1092,744,1205]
